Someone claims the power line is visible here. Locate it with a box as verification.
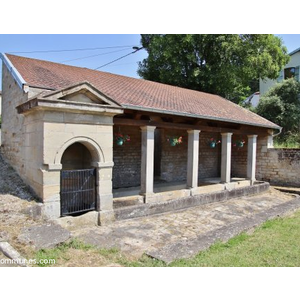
[9,45,135,54]
[59,48,132,63]
[95,47,143,70]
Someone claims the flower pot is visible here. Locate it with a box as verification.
[237,142,244,148]
[116,139,124,146]
[170,140,177,146]
[209,142,216,148]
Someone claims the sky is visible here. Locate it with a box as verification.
[1,34,300,91]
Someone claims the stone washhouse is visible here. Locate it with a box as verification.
[0,53,279,224]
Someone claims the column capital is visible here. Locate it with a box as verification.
[247,134,258,139]
[221,132,233,137]
[140,125,156,132]
[187,129,201,134]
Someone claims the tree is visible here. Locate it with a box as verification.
[256,78,300,136]
[138,34,289,103]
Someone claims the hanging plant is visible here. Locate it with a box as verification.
[233,140,246,148]
[115,132,130,146]
[208,138,221,148]
[167,136,183,146]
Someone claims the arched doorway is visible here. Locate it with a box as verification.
[60,142,96,216]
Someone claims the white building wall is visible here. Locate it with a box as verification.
[260,50,300,96]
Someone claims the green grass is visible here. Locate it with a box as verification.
[34,238,95,267]
[34,210,300,267]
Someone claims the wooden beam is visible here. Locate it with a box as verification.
[113,118,266,135]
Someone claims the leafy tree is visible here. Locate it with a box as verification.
[256,78,300,136]
[138,34,289,103]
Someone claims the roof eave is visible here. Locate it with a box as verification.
[122,104,281,130]
[0,53,29,93]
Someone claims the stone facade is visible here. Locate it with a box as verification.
[113,125,141,189]
[256,136,300,186]
[1,68,123,219]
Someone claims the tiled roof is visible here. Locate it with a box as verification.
[6,54,279,129]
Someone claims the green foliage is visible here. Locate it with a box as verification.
[138,34,289,103]
[273,132,300,148]
[257,78,300,138]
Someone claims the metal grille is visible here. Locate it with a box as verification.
[60,168,96,216]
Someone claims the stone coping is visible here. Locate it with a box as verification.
[111,182,270,223]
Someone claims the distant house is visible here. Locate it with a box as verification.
[244,92,260,108]
[260,47,300,96]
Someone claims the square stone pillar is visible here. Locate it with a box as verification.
[247,135,258,185]
[187,130,200,189]
[140,126,156,202]
[221,132,233,183]
[93,162,114,212]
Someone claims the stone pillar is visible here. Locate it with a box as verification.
[95,162,115,225]
[95,162,114,211]
[140,126,156,202]
[187,129,200,189]
[247,135,258,185]
[221,132,233,183]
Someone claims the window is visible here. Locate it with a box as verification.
[284,67,296,79]
[284,67,300,81]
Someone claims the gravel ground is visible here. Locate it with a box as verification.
[0,151,44,256]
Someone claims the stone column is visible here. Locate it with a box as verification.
[221,132,233,183]
[95,162,115,225]
[187,129,200,189]
[247,135,258,185]
[140,126,156,202]
[95,162,114,211]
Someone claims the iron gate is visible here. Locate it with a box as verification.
[60,168,96,216]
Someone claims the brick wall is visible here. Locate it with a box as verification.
[256,135,300,186]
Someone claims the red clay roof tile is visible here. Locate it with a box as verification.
[6,54,279,129]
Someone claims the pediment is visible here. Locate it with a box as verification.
[42,81,121,107]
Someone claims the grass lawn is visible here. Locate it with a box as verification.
[34,209,300,267]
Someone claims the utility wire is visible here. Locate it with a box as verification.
[95,47,143,70]
[9,45,135,54]
[59,48,132,63]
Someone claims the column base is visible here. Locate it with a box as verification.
[98,210,115,225]
[42,200,60,219]
[141,193,156,203]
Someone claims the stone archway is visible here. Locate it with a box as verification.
[60,142,98,216]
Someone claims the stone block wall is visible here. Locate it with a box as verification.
[1,64,28,179]
[112,127,223,188]
[199,132,221,179]
[160,128,188,182]
[256,135,300,186]
[113,125,141,188]
[231,135,248,178]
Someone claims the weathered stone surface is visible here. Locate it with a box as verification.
[113,182,269,221]
[0,241,27,267]
[18,224,70,249]
[147,196,300,263]
[74,188,296,260]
